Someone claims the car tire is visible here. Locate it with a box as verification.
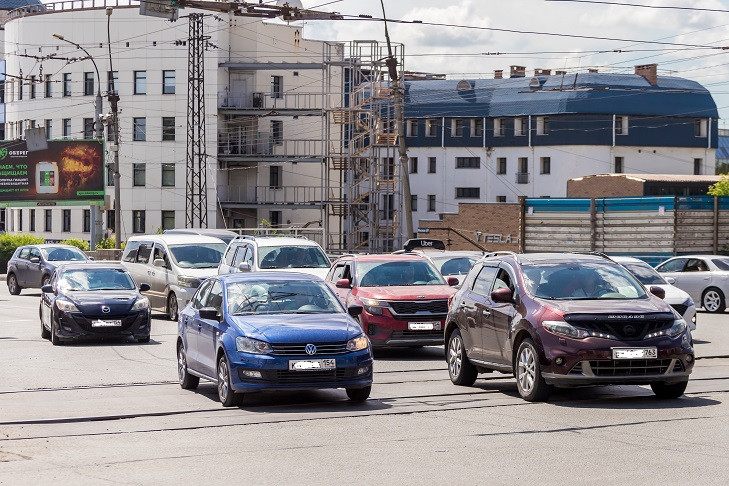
[50,317,63,346]
[447,329,478,386]
[701,287,725,313]
[167,293,179,321]
[217,354,241,407]
[346,386,371,402]
[40,311,50,340]
[515,338,552,402]
[651,380,688,399]
[177,343,199,390]
[7,273,21,295]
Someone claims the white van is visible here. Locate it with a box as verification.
[121,234,227,320]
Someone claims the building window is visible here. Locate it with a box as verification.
[107,209,115,231]
[494,118,505,137]
[428,157,436,174]
[44,210,52,232]
[269,166,282,188]
[456,187,480,199]
[411,194,418,211]
[615,116,628,135]
[406,119,418,137]
[132,210,146,233]
[18,78,23,101]
[83,209,91,233]
[83,118,94,139]
[426,119,438,137]
[45,119,52,140]
[162,117,175,141]
[515,117,527,136]
[410,157,418,174]
[134,71,146,95]
[133,117,146,141]
[271,120,283,144]
[162,70,175,94]
[30,75,36,99]
[537,116,549,135]
[18,210,23,232]
[29,209,35,232]
[516,158,529,184]
[269,210,282,227]
[471,118,484,137]
[84,72,94,96]
[427,195,436,212]
[496,196,507,203]
[382,194,395,220]
[381,158,395,180]
[62,209,71,232]
[107,165,114,187]
[62,119,71,138]
[451,119,466,137]
[62,73,72,97]
[133,163,146,186]
[271,75,283,99]
[614,156,624,173]
[497,157,507,175]
[694,158,703,175]
[162,163,175,187]
[44,74,52,98]
[540,157,551,174]
[161,211,175,230]
[107,71,118,95]
[456,157,480,169]
[695,119,707,137]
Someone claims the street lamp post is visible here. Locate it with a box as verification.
[52,34,104,250]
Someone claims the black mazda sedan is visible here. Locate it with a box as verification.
[40,263,151,345]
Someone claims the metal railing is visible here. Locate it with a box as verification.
[9,0,138,19]
[218,91,324,111]
[515,172,530,184]
[218,185,324,205]
[217,131,325,159]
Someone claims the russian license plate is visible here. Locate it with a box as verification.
[612,347,658,360]
[289,359,336,371]
[92,319,122,327]
[408,321,441,331]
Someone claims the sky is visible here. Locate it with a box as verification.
[297,0,729,123]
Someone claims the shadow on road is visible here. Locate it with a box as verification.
[549,386,722,409]
[55,337,162,347]
[373,346,444,362]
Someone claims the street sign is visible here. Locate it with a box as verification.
[139,0,179,21]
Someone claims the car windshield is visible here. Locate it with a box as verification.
[258,245,330,269]
[227,280,343,315]
[168,243,226,269]
[621,262,667,285]
[357,260,446,287]
[58,268,136,292]
[430,256,478,276]
[522,261,647,300]
[42,247,87,262]
[712,258,729,271]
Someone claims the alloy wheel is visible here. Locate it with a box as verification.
[168,294,178,321]
[448,335,463,378]
[517,346,536,394]
[8,275,18,294]
[218,359,230,402]
[704,290,721,312]
[177,346,187,382]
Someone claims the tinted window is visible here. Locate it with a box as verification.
[191,280,213,310]
[472,266,498,295]
[357,260,445,287]
[258,245,330,269]
[153,246,170,269]
[136,244,153,264]
[29,247,42,261]
[685,259,708,272]
[493,268,514,292]
[42,247,87,262]
[431,256,477,276]
[122,241,141,263]
[205,281,223,313]
[17,248,30,260]
[232,246,248,267]
[168,243,226,269]
[656,258,687,273]
[223,245,237,266]
[227,280,343,315]
[622,262,666,285]
[329,263,346,282]
[58,268,135,292]
[712,258,729,271]
[522,262,646,300]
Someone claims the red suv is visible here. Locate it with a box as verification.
[327,254,458,347]
[446,252,694,401]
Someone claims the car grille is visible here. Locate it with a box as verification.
[670,304,688,317]
[270,342,349,356]
[388,300,448,315]
[565,318,673,341]
[390,330,444,339]
[588,359,673,376]
[69,313,140,333]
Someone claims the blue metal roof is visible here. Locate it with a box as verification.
[717,135,729,160]
[0,0,42,8]
[404,73,718,118]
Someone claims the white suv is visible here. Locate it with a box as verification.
[218,235,331,279]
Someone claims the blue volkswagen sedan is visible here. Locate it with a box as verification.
[177,272,373,407]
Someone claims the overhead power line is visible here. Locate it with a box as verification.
[545,0,729,13]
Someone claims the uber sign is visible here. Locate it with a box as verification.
[403,238,446,251]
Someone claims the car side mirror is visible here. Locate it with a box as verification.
[41,284,54,294]
[30,257,40,264]
[199,307,221,321]
[336,278,352,289]
[153,258,166,268]
[491,287,514,304]
[665,277,676,285]
[447,276,459,287]
[139,283,151,292]
[238,262,251,273]
[650,286,666,300]
[88,256,95,261]
[348,304,363,317]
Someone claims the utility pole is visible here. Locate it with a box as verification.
[186,13,208,228]
[107,7,122,250]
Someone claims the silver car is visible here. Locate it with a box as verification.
[6,244,89,295]
[655,255,729,313]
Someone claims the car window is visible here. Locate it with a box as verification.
[136,243,153,264]
[223,245,237,266]
[329,263,346,282]
[622,262,666,285]
[656,258,687,273]
[712,258,729,271]
[205,280,224,313]
[258,245,330,269]
[57,268,136,292]
[122,241,141,263]
[232,246,248,268]
[18,248,30,260]
[523,261,646,300]
[357,260,445,287]
[168,243,227,269]
[493,268,515,292]
[191,280,213,310]
[153,245,171,269]
[227,280,344,315]
[28,247,42,261]
[42,247,88,262]
[433,256,477,276]
[472,266,498,296]
[685,258,708,272]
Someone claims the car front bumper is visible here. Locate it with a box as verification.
[361,312,446,347]
[55,310,151,341]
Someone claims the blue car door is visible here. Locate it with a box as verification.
[182,280,213,373]
[196,280,225,378]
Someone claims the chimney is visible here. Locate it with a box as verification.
[534,68,551,76]
[510,65,526,78]
[588,68,598,73]
[494,70,503,79]
[555,70,567,75]
[635,63,657,85]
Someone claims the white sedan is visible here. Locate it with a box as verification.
[655,255,729,313]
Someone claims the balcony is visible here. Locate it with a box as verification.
[218,185,328,208]
[515,172,530,184]
[217,131,324,163]
[218,91,323,116]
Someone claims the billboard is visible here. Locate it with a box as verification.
[0,140,105,208]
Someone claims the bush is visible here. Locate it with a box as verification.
[60,238,91,252]
[95,237,116,250]
[0,233,45,273]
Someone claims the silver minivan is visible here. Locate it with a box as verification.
[120,234,227,320]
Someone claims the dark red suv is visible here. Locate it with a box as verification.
[445,252,694,401]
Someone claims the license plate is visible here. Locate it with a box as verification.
[408,321,441,331]
[92,319,122,327]
[289,359,336,371]
[612,347,657,359]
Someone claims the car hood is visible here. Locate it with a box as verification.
[538,295,674,317]
[356,285,456,300]
[63,290,140,315]
[230,313,361,343]
[260,267,330,279]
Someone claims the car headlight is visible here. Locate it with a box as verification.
[346,334,369,351]
[236,336,273,354]
[55,298,79,313]
[669,318,687,337]
[360,298,387,315]
[132,297,149,311]
[542,320,593,339]
[177,276,202,288]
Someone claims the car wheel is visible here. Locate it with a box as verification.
[42,275,51,288]
[346,386,371,402]
[50,317,63,346]
[515,338,552,402]
[447,329,477,386]
[167,293,179,321]
[651,380,688,399]
[40,309,50,340]
[177,343,199,390]
[7,274,21,295]
[701,287,725,313]
[217,354,241,407]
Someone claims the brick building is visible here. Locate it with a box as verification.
[567,173,721,198]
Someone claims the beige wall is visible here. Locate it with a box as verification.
[567,176,644,197]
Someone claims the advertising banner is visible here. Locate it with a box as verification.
[0,140,105,207]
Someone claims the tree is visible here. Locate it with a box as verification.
[707,175,729,196]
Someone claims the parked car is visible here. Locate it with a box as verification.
[163,228,239,245]
[121,234,227,321]
[176,272,373,406]
[40,263,151,345]
[394,238,483,285]
[218,235,331,279]
[446,252,693,401]
[326,254,459,347]
[7,244,89,295]
[613,256,696,330]
[655,255,729,313]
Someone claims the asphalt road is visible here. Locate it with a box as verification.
[1,284,728,485]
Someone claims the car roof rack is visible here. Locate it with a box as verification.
[231,233,309,242]
[570,251,615,262]
[482,251,521,263]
